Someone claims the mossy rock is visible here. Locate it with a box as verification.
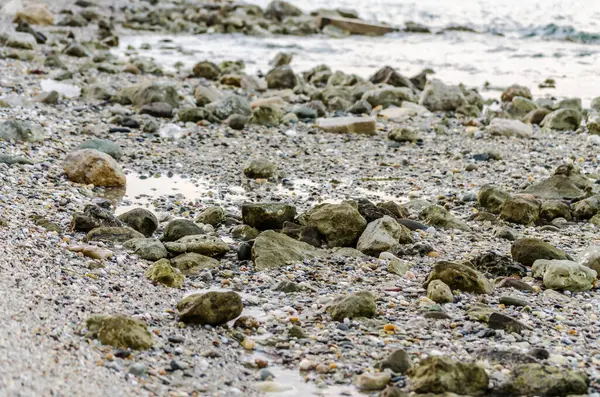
[86,314,153,350]
[145,259,184,288]
[327,291,376,321]
[307,202,367,247]
[410,356,488,396]
[177,291,243,326]
[424,261,493,294]
[171,252,218,275]
[511,238,570,266]
[419,205,470,231]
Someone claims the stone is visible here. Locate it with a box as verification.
[347,99,373,115]
[281,222,322,247]
[419,79,467,111]
[588,112,600,135]
[124,238,167,261]
[71,204,122,232]
[2,32,37,50]
[14,4,54,25]
[478,185,511,213]
[354,372,391,390]
[497,277,535,292]
[288,325,307,338]
[327,291,376,321]
[78,139,122,160]
[265,66,297,89]
[501,84,532,102]
[86,314,152,350]
[499,296,529,307]
[67,245,113,260]
[470,251,527,277]
[206,95,252,120]
[195,206,226,227]
[540,200,572,222]
[523,164,590,200]
[250,104,283,126]
[410,357,488,396]
[265,0,303,21]
[194,85,222,106]
[251,230,322,270]
[178,108,216,123]
[541,108,582,131]
[308,203,367,247]
[193,61,220,79]
[498,364,589,396]
[419,205,470,231]
[532,259,596,292]
[178,235,230,258]
[318,16,396,36]
[162,219,203,242]
[171,253,218,275]
[227,114,248,130]
[506,96,537,119]
[316,117,376,135]
[362,87,416,108]
[511,238,569,266]
[118,208,158,237]
[557,97,582,111]
[63,42,90,58]
[424,261,493,294]
[231,225,260,241]
[273,280,301,293]
[0,120,44,142]
[356,216,413,256]
[388,127,420,142]
[139,102,173,118]
[145,259,184,288]
[374,349,412,374]
[426,280,454,303]
[369,66,413,89]
[270,52,293,67]
[85,227,144,243]
[578,246,600,273]
[64,149,125,187]
[499,196,540,225]
[523,108,551,125]
[177,291,243,326]
[242,203,296,231]
[244,159,277,179]
[114,83,179,109]
[487,118,532,138]
[488,312,531,334]
[572,195,600,220]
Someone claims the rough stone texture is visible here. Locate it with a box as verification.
[419,79,467,111]
[511,238,570,266]
[419,205,470,231]
[308,203,367,247]
[162,219,203,242]
[487,118,533,138]
[195,206,226,227]
[478,185,511,213]
[541,108,583,131]
[316,117,376,135]
[85,227,144,243]
[356,216,413,256]
[86,314,153,350]
[532,259,596,292]
[578,246,600,273]
[501,84,532,102]
[145,259,184,288]
[410,356,489,396]
[118,208,158,237]
[124,238,168,261]
[178,235,230,258]
[177,291,243,326]
[63,149,126,187]
[242,203,297,231]
[424,261,494,294]
[243,159,278,179]
[499,196,540,225]
[571,195,600,220]
[171,253,218,275]
[327,291,377,321]
[0,120,45,142]
[426,280,454,303]
[251,230,322,270]
[498,364,589,396]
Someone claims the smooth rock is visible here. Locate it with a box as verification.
[251,230,322,270]
[177,291,243,326]
[63,149,125,187]
[327,291,376,321]
[424,261,493,294]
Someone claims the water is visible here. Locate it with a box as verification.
[117,0,600,106]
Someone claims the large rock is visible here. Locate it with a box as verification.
[426,280,454,303]
[85,227,144,243]
[178,235,230,258]
[469,252,527,278]
[540,200,572,222]
[316,117,376,135]
[572,195,600,220]
[265,66,297,89]
[71,204,122,232]
[369,66,413,89]
[578,246,600,273]
[192,61,220,79]
[410,356,488,396]
[523,164,590,200]
[327,291,376,321]
[356,216,413,256]
[171,253,218,275]
[162,219,203,242]
[419,79,466,111]
[541,108,583,131]
[532,259,596,292]
[2,32,37,50]
[419,205,470,231]
[497,364,589,396]
[0,120,45,142]
[114,83,179,108]
[511,238,569,266]
[308,203,367,247]
[244,159,277,179]
[499,196,540,225]
[242,203,297,231]
[251,230,322,270]
[478,185,511,213]
[487,118,532,138]
[206,94,252,120]
[506,96,537,119]
[195,206,226,227]
[362,87,415,108]
[145,258,184,288]
[501,84,532,102]
[86,314,153,350]
[251,104,283,126]
[194,84,222,106]
[124,238,168,261]
[63,149,125,187]
[265,0,303,21]
[118,208,158,237]
[424,261,493,294]
[177,291,243,325]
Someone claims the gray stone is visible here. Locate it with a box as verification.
[0,120,44,142]
[541,108,583,131]
[78,139,122,160]
[177,291,243,325]
[118,208,158,237]
[242,203,297,231]
[206,95,252,120]
[327,291,376,321]
[124,238,168,261]
[251,230,322,270]
[419,79,467,111]
[356,216,413,256]
[308,202,367,247]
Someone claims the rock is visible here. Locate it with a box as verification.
[14,4,54,25]
[379,386,408,397]
[242,203,296,231]
[63,149,125,187]
[193,61,220,79]
[557,97,582,111]
[308,203,367,247]
[488,312,531,334]
[288,325,307,338]
[354,372,391,391]
[71,204,122,232]
[0,120,44,142]
[251,104,283,126]
[497,277,535,292]
[171,253,218,275]
[85,227,144,243]
[273,280,301,293]
[578,246,600,273]
[541,108,582,131]
[419,79,466,111]
[194,85,222,106]
[226,114,248,130]
[499,196,540,225]
[316,116,376,135]
[424,261,493,294]
[327,291,376,321]
[374,349,412,374]
[67,244,113,260]
[265,66,297,89]
[470,252,527,277]
[523,164,590,200]
[124,238,167,261]
[139,102,173,118]
[369,66,413,89]
[2,32,37,50]
[501,84,532,102]
[506,96,537,119]
[523,108,551,125]
[145,259,184,288]
[281,222,322,247]
[178,108,215,123]
[0,155,33,165]
[478,185,511,213]
[347,99,373,115]
[195,206,226,227]
[178,235,230,258]
[118,208,158,237]
[78,139,122,160]
[265,0,303,21]
[540,200,572,222]
[206,95,252,120]
[63,42,90,58]
[251,230,322,270]
[487,118,533,138]
[532,259,596,292]
[411,357,488,395]
[511,238,570,266]
[572,195,600,220]
[388,127,420,142]
[362,87,415,108]
[356,216,413,256]
[318,16,397,36]
[86,314,153,350]
[244,159,277,179]
[115,83,179,109]
[231,225,260,241]
[177,291,243,326]
[498,364,589,396]
[270,52,293,67]
[354,199,401,223]
[588,112,600,135]
[162,219,203,242]
[426,280,454,303]
[419,205,470,231]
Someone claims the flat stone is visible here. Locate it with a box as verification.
[317,16,397,36]
[316,117,376,135]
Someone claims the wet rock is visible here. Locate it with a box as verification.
[178,235,230,258]
[426,280,454,303]
[0,120,44,142]
[78,139,122,161]
[523,164,590,200]
[251,230,322,270]
[470,251,527,277]
[499,296,529,307]
[369,66,413,89]
[374,349,412,374]
[162,219,204,242]
[146,259,184,288]
[572,195,600,220]
[118,208,158,237]
[265,0,303,21]
[541,108,582,131]
[424,261,493,294]
[354,372,391,391]
[206,95,252,120]
[419,205,470,231]
[499,196,540,225]
[511,238,570,266]
[71,204,122,232]
[497,364,589,396]
[231,225,260,241]
[355,199,397,223]
[171,253,218,275]
[316,116,376,135]
[419,79,466,111]
[308,202,367,247]
[242,203,297,231]
[327,291,376,321]
[478,185,511,213]
[85,227,144,243]
[506,96,537,119]
[362,87,416,108]
[250,104,283,126]
[195,206,226,227]
[237,243,252,261]
[487,118,532,138]
[578,246,600,273]
[265,65,297,89]
[532,259,596,292]
[410,356,488,396]
[193,61,220,80]
[501,84,532,102]
[86,314,153,350]
[177,291,243,326]
[124,238,168,261]
[14,4,54,25]
[357,216,413,256]
[523,108,551,125]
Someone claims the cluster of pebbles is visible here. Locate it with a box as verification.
[2,1,600,396]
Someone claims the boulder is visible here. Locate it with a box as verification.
[578,246,600,273]
[14,4,54,25]
[487,118,532,138]
[374,349,413,374]
[250,104,283,126]
[63,149,125,187]
[469,251,527,278]
[308,203,367,247]
[206,94,252,120]
[177,291,243,326]
[145,259,184,288]
[478,185,511,213]
[369,66,413,89]
[572,195,600,220]
[424,261,493,294]
[501,84,532,102]
[118,208,158,237]
[178,235,230,258]
[192,61,220,79]
[362,87,416,108]
[388,127,420,142]
[242,203,297,230]
[523,164,590,200]
[419,205,470,231]
[86,314,153,350]
[419,79,466,111]
[541,108,583,131]
[265,0,303,21]
[244,159,277,179]
[523,108,551,125]
[85,227,144,243]
[327,291,376,321]
[506,96,537,119]
[511,238,570,266]
[532,259,596,292]
[70,204,122,232]
[162,219,203,242]
[265,65,297,89]
[114,83,179,108]
[0,120,45,142]
[426,280,454,303]
[195,206,226,227]
[356,216,413,256]
[498,364,589,396]
[194,85,222,106]
[354,372,391,391]
[540,200,572,222]
[499,196,540,225]
[171,253,218,275]
[124,238,168,261]
[251,230,322,270]
[410,356,488,396]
